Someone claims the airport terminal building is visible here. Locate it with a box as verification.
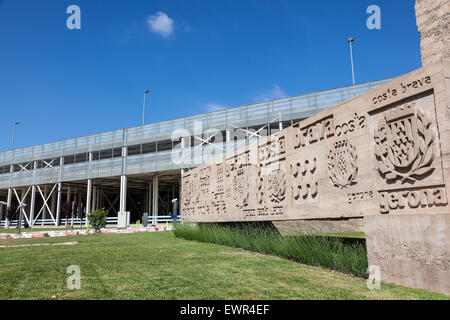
[0,79,389,227]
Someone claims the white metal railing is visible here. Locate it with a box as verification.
[0,215,181,228]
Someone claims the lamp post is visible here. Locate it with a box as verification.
[142,90,150,126]
[11,122,20,151]
[348,37,356,86]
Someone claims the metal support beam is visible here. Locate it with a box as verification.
[35,184,57,226]
[13,187,31,226]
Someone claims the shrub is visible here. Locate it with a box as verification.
[174,223,368,278]
[87,209,108,232]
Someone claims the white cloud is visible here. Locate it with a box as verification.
[206,103,226,112]
[254,85,287,102]
[147,12,174,38]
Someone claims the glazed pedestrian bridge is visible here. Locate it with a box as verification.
[0,79,390,227]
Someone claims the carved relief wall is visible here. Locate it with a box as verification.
[182,60,450,223]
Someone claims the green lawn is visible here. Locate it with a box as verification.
[0,232,447,300]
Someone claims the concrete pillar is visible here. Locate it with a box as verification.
[65,185,71,226]
[86,179,92,226]
[147,181,152,225]
[42,185,48,226]
[6,188,12,227]
[30,185,36,226]
[55,182,62,226]
[279,121,283,131]
[119,175,127,213]
[152,174,159,224]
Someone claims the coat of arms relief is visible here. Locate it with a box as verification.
[373,102,435,183]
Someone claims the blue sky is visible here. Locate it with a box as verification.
[0,0,421,151]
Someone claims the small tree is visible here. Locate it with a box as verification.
[87,209,108,232]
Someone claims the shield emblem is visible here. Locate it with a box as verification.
[374,103,435,183]
[327,140,358,189]
[385,116,420,169]
[233,174,249,209]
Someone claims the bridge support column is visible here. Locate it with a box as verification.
[152,174,159,224]
[65,185,71,226]
[6,188,12,228]
[30,185,36,226]
[119,175,127,213]
[86,179,92,226]
[55,182,62,226]
[42,186,48,226]
[147,181,152,226]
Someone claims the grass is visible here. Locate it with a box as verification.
[0,231,448,300]
[174,224,368,277]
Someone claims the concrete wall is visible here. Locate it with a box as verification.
[272,218,365,235]
[365,213,450,294]
[181,0,450,294]
[416,0,450,65]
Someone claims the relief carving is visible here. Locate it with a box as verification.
[231,151,251,209]
[327,139,358,189]
[379,186,448,214]
[291,158,318,200]
[268,168,286,204]
[294,116,334,148]
[234,174,250,209]
[257,164,286,205]
[374,103,435,183]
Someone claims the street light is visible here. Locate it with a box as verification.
[142,90,150,126]
[348,37,356,86]
[11,122,20,151]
